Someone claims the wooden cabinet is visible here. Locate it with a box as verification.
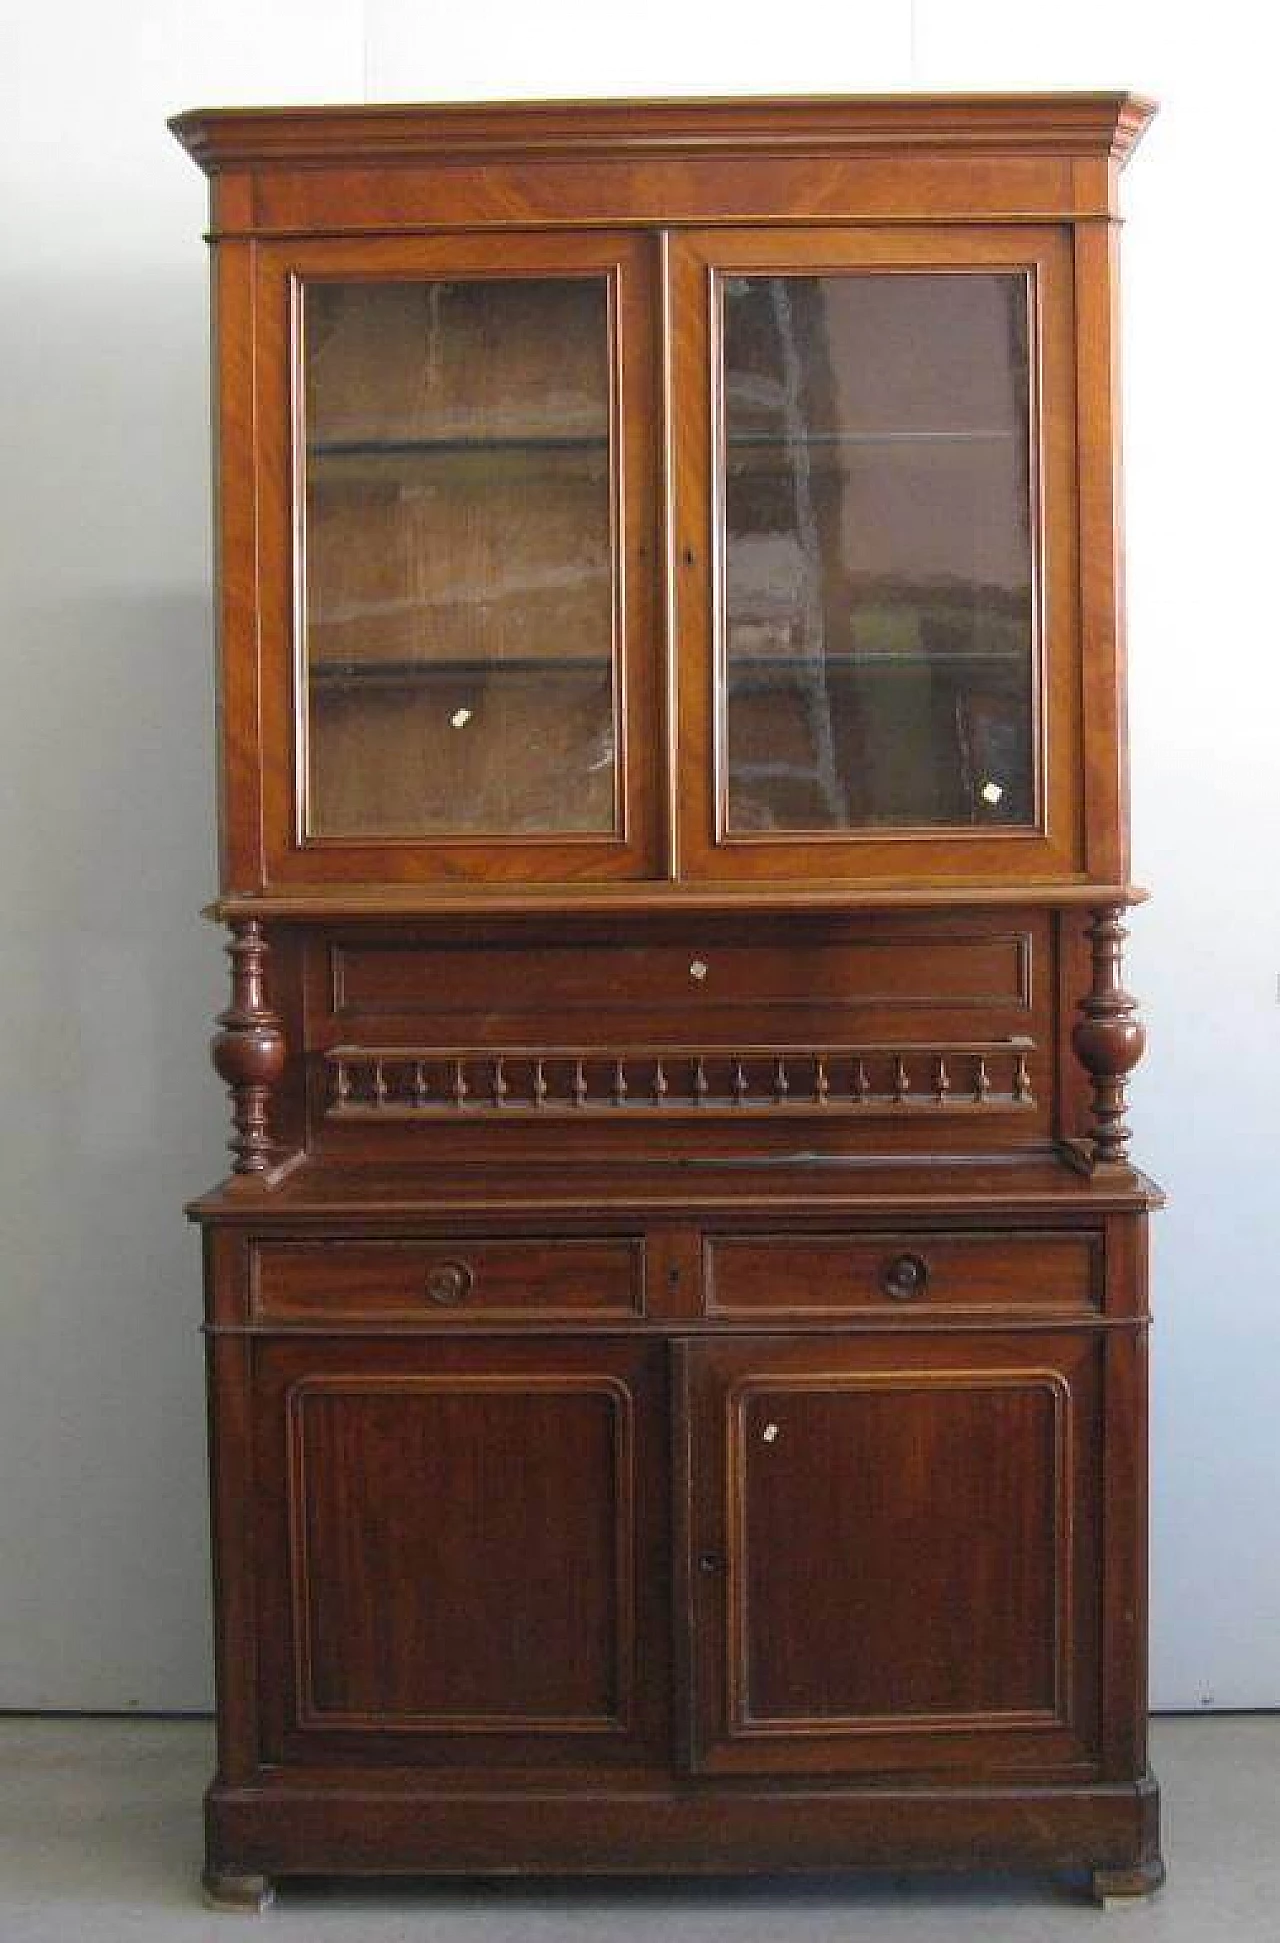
[176,93,1162,1909]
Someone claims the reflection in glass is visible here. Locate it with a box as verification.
[722,272,1036,834]
[301,278,616,837]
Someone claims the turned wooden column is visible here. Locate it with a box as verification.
[211,919,286,1177]
[1072,905,1145,1169]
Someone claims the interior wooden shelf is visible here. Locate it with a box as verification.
[308,433,608,484]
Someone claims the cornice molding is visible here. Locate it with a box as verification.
[170,92,1156,177]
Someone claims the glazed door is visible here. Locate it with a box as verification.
[252,1335,670,1769]
[680,1332,1102,1778]
[670,226,1081,884]
[240,230,661,887]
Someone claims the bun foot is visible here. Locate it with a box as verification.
[202,1870,276,1913]
[1090,1857,1166,1905]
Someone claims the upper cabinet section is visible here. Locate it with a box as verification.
[172,93,1154,902]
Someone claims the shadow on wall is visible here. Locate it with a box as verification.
[2,585,223,1186]
[0,574,227,1704]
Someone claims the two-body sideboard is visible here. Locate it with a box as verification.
[172,92,1162,1910]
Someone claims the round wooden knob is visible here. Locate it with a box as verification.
[424,1260,475,1306]
[880,1252,929,1302]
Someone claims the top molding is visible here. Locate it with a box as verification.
[170,91,1156,176]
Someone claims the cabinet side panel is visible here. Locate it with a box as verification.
[210,235,266,891]
[1073,220,1129,881]
[203,1229,261,1786]
[1099,1214,1151,1779]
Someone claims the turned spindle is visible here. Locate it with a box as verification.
[210,920,285,1177]
[1072,905,1145,1169]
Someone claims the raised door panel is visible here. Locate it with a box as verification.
[670,225,1081,884]
[236,230,661,888]
[253,1336,669,1768]
[683,1332,1101,1777]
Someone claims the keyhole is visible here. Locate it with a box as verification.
[762,1422,780,1444]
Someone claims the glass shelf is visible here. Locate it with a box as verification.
[310,434,609,457]
[310,656,612,689]
[730,648,1033,687]
[725,429,1017,447]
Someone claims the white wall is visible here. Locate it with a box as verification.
[0,0,1275,1710]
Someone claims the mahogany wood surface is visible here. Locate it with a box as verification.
[252,1235,645,1323]
[252,1336,670,1769]
[208,880,1149,919]
[703,1229,1098,1316]
[190,1156,1164,1225]
[682,1331,1102,1778]
[179,92,1161,1902]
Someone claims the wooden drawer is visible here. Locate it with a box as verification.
[252,1238,644,1324]
[704,1231,1097,1316]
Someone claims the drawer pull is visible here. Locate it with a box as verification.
[880,1252,929,1302]
[424,1260,475,1307]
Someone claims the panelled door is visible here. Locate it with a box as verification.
[679,1331,1103,1779]
[252,1335,670,1769]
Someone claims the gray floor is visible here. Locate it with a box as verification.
[0,1715,1275,1939]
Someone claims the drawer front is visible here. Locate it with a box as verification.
[253,1238,644,1324]
[704,1231,1097,1316]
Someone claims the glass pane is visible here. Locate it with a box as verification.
[301,278,616,837]
[722,272,1036,834]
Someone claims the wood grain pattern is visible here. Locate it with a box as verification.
[327,924,1035,1018]
[287,1374,633,1729]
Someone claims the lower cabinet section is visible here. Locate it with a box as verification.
[203,1215,1157,1894]
[248,1324,1107,1784]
